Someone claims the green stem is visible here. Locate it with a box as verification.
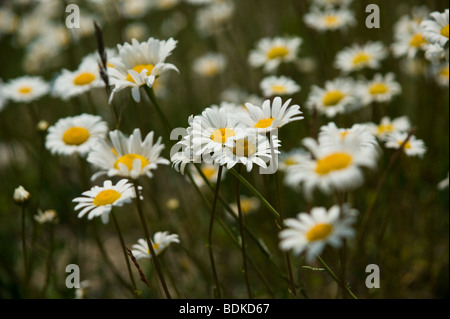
[132,181,172,299]
[207,165,223,298]
[143,86,172,136]
[21,206,29,295]
[235,166,252,299]
[42,223,55,297]
[111,211,139,297]
[317,256,357,299]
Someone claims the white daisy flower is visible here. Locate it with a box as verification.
[279,148,311,173]
[13,185,30,205]
[306,77,359,118]
[188,163,224,187]
[119,0,152,19]
[357,73,402,106]
[87,128,170,180]
[195,1,235,37]
[34,209,58,224]
[385,132,427,158]
[52,55,104,101]
[420,9,449,47]
[438,172,449,190]
[73,179,136,224]
[192,52,227,78]
[424,42,449,64]
[334,41,388,73]
[108,37,178,103]
[366,116,411,141]
[215,132,277,172]
[392,21,428,59]
[131,231,180,260]
[241,97,303,133]
[433,61,449,87]
[230,196,260,216]
[318,122,380,158]
[286,137,378,198]
[279,204,357,263]
[260,75,301,97]
[3,76,49,103]
[304,8,356,32]
[249,36,302,73]
[45,114,108,157]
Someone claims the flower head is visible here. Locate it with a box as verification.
[334,41,388,73]
[131,231,180,260]
[420,9,449,47]
[385,132,426,158]
[13,185,30,206]
[3,76,49,103]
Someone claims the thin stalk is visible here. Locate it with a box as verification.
[143,86,172,136]
[21,206,29,295]
[42,222,55,296]
[336,192,348,299]
[235,166,252,299]
[111,211,139,297]
[317,256,357,299]
[132,181,172,299]
[207,165,223,298]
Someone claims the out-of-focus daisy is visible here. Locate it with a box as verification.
[131,232,180,260]
[119,0,152,19]
[124,22,149,42]
[433,61,449,87]
[260,75,301,97]
[108,37,178,103]
[195,1,235,37]
[13,185,30,206]
[279,148,310,173]
[421,9,449,47]
[306,77,358,118]
[192,52,227,78]
[230,196,260,216]
[214,132,277,172]
[34,209,58,224]
[188,163,224,187]
[334,41,388,73]
[424,42,449,64]
[304,8,356,32]
[366,116,411,141]
[249,36,302,73]
[241,97,303,133]
[52,55,104,100]
[385,132,426,158]
[160,11,188,37]
[286,138,378,198]
[88,128,170,180]
[279,204,357,263]
[45,114,108,157]
[357,73,402,106]
[392,22,428,59]
[438,172,449,190]
[3,76,49,103]
[73,179,136,224]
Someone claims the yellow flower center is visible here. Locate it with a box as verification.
[73,72,96,86]
[93,189,121,206]
[284,157,299,166]
[254,117,274,129]
[340,131,349,139]
[62,127,90,146]
[204,62,219,76]
[369,83,388,95]
[306,223,333,241]
[324,15,339,27]
[126,64,154,83]
[323,90,345,106]
[439,66,449,78]
[210,128,235,143]
[352,52,371,66]
[240,198,256,214]
[398,140,412,149]
[267,46,290,60]
[441,24,449,38]
[18,86,32,94]
[315,152,352,175]
[409,33,426,47]
[202,167,217,180]
[271,85,287,94]
[148,243,161,254]
[377,123,394,134]
[233,139,256,158]
[114,154,150,170]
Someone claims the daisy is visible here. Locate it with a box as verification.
[334,41,388,73]
[249,36,302,73]
[195,1,235,37]
[188,163,224,187]
[230,196,260,216]
[303,8,356,32]
[438,172,449,190]
[45,114,108,157]
[87,128,170,180]
[433,61,449,87]
[34,209,58,224]
[73,179,136,224]
[357,73,402,106]
[287,137,378,198]
[385,132,426,158]
[52,54,104,100]
[13,185,30,206]
[306,77,359,118]
[279,204,357,263]
[3,76,49,103]
[424,43,449,64]
[241,97,303,133]
[392,21,428,59]
[119,0,152,19]
[215,132,277,172]
[366,116,411,141]
[260,75,301,97]
[108,37,178,103]
[131,232,180,260]
[420,9,449,47]
[192,52,227,78]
